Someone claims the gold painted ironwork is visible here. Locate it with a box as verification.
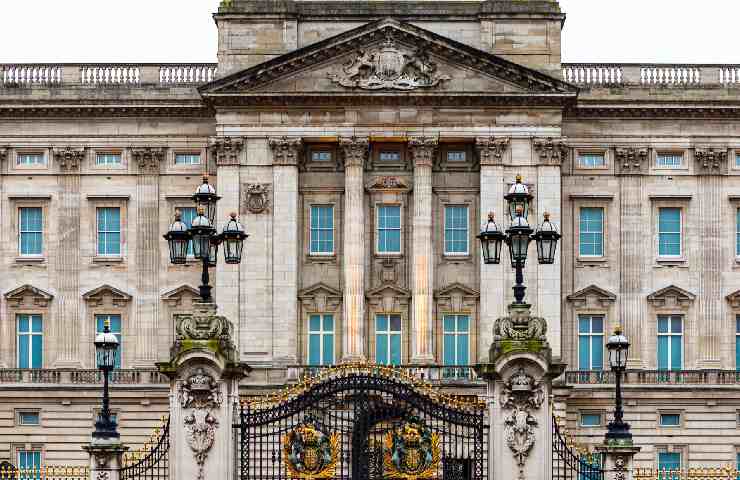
[634,466,740,480]
[0,465,89,480]
[283,423,340,479]
[122,414,169,467]
[383,420,441,480]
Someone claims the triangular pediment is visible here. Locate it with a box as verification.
[435,282,480,299]
[566,285,617,308]
[647,285,696,308]
[298,282,343,299]
[200,18,576,103]
[299,283,343,313]
[161,285,201,307]
[82,284,132,307]
[4,284,54,308]
[366,283,411,299]
[726,289,740,309]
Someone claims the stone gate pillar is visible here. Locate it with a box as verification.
[157,302,249,480]
[476,304,565,480]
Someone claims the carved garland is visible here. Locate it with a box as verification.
[179,368,223,480]
[500,368,545,480]
[475,137,510,167]
[615,147,648,172]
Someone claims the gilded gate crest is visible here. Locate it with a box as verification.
[383,418,441,480]
[283,423,339,479]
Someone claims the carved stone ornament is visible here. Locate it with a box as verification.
[339,136,369,170]
[329,32,450,91]
[367,176,409,190]
[532,138,568,165]
[53,146,85,171]
[172,306,237,362]
[500,367,545,480]
[210,136,244,166]
[268,137,303,166]
[615,147,648,172]
[179,368,223,480]
[131,147,164,173]
[475,137,510,167]
[614,455,627,480]
[243,183,271,214]
[408,136,439,167]
[493,309,547,341]
[695,147,728,173]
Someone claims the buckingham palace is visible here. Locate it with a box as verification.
[2,0,740,473]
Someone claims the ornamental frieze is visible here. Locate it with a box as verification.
[408,137,439,168]
[615,147,648,174]
[268,137,303,166]
[338,136,369,170]
[475,137,510,167]
[53,146,86,171]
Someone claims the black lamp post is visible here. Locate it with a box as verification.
[605,326,632,443]
[477,175,562,306]
[93,319,119,440]
[164,176,249,302]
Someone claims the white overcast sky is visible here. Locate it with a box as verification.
[0,0,738,64]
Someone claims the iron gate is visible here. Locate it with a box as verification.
[235,366,488,480]
[552,416,605,480]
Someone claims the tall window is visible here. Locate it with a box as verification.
[736,153,740,168]
[579,208,604,257]
[180,207,197,257]
[443,314,470,378]
[656,153,683,168]
[736,209,740,257]
[307,314,334,366]
[444,206,469,255]
[96,153,121,165]
[17,153,44,166]
[19,207,43,256]
[657,315,682,371]
[658,208,681,257]
[735,316,740,371]
[96,314,122,369]
[376,314,401,365]
[310,205,334,255]
[579,153,605,168]
[658,452,681,474]
[18,450,41,477]
[578,315,604,370]
[17,314,42,369]
[97,207,121,256]
[377,205,401,254]
[175,153,200,165]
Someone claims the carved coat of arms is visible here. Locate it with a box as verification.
[329,35,450,91]
[500,368,545,480]
[179,368,223,480]
[283,423,339,479]
[383,418,441,480]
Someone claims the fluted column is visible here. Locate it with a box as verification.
[409,137,437,364]
[0,147,7,367]
[131,148,164,366]
[476,137,509,362]
[340,137,369,362]
[52,147,85,367]
[269,137,302,365]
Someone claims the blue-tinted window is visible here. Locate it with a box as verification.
[580,413,601,427]
[16,314,42,369]
[444,206,469,254]
[579,153,605,168]
[736,209,740,257]
[17,153,44,166]
[579,208,604,256]
[18,411,40,425]
[656,153,683,168]
[310,206,334,254]
[657,315,682,371]
[96,314,122,369]
[175,153,200,165]
[658,452,681,475]
[377,205,401,253]
[658,208,681,257]
[97,207,121,256]
[447,151,466,162]
[179,207,197,257]
[18,450,41,478]
[578,315,604,371]
[736,316,740,371]
[96,153,121,165]
[442,315,469,378]
[376,315,402,365]
[379,151,401,162]
[19,207,43,256]
[660,414,681,427]
[307,314,334,366]
[311,151,332,162]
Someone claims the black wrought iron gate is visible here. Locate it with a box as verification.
[235,366,488,480]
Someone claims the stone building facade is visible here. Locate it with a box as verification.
[1,0,740,471]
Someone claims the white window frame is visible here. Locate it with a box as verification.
[95,314,122,369]
[579,412,602,427]
[578,152,606,168]
[375,204,403,255]
[16,448,42,472]
[309,205,335,256]
[577,314,605,370]
[310,150,333,162]
[375,314,402,365]
[18,207,43,257]
[655,152,684,169]
[16,314,43,369]
[174,153,201,166]
[736,208,740,259]
[16,410,41,426]
[657,314,683,370]
[306,314,334,365]
[442,314,470,365]
[578,207,605,258]
[378,150,402,162]
[657,207,683,259]
[446,150,467,162]
[96,206,122,257]
[16,152,46,167]
[443,205,470,256]
[95,153,122,166]
[658,412,682,428]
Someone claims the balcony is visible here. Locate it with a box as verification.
[0,368,168,385]
[1,64,218,87]
[564,370,740,385]
[562,63,740,87]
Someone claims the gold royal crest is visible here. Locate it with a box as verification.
[383,419,441,480]
[283,423,339,479]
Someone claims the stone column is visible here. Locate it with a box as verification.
[476,137,509,362]
[339,137,369,362]
[83,442,128,480]
[0,147,6,367]
[53,147,85,367]
[268,137,302,365]
[595,445,641,480]
[408,137,438,364]
[131,148,164,367]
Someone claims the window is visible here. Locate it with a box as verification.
[444,206,469,255]
[96,153,121,166]
[442,315,469,378]
[379,151,401,162]
[19,207,43,256]
[307,314,334,366]
[579,413,601,427]
[659,413,681,427]
[736,316,740,371]
[736,209,740,257]
[179,207,197,257]
[175,153,200,165]
[310,205,334,255]
[97,207,121,256]
[579,153,605,168]
[579,208,604,257]
[656,153,683,168]
[447,151,466,162]
[658,452,681,474]
[376,314,401,365]
[311,151,332,162]
[658,208,681,257]
[17,411,40,426]
[18,450,41,478]
[96,314,122,369]
[657,315,683,371]
[736,153,740,168]
[377,205,401,254]
[17,153,44,166]
[578,315,604,370]
[16,314,42,369]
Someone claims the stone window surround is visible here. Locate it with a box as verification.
[366,286,410,365]
[171,147,206,171]
[574,309,608,370]
[372,199,406,258]
[88,197,128,264]
[4,291,49,369]
[303,198,340,262]
[303,313,339,365]
[82,287,131,369]
[729,198,740,266]
[305,143,338,171]
[9,197,51,264]
[572,199,612,266]
[652,311,687,371]
[298,283,342,364]
[655,445,687,470]
[92,148,126,170]
[434,287,479,366]
[12,147,49,171]
[371,142,407,169]
[437,194,475,261]
[573,147,610,171]
[577,409,605,428]
[12,443,44,468]
[651,197,691,266]
[162,285,201,347]
[437,143,475,171]
[657,409,684,429]
[652,148,689,172]
[15,408,41,427]
[730,148,740,171]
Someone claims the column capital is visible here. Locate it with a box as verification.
[0,146,7,163]
[268,136,303,166]
[339,136,369,169]
[53,146,85,172]
[615,147,648,174]
[131,147,165,174]
[532,137,568,166]
[475,137,510,166]
[408,136,439,168]
[210,136,244,166]
[695,146,728,175]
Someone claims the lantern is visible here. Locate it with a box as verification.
[221,212,249,264]
[208,236,221,267]
[533,212,562,265]
[477,212,505,265]
[190,208,215,260]
[94,320,119,370]
[504,175,533,221]
[163,211,190,265]
[505,207,533,268]
[607,325,630,370]
[192,175,221,224]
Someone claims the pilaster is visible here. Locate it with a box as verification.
[268,137,302,365]
[131,147,164,367]
[409,136,437,364]
[339,136,369,362]
[52,147,85,367]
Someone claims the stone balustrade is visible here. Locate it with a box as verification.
[565,369,740,385]
[1,63,217,87]
[0,368,168,385]
[563,63,740,87]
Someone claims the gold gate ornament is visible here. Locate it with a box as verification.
[383,419,441,480]
[283,423,339,479]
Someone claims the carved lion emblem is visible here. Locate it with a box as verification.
[383,418,441,480]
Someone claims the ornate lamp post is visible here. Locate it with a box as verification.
[605,325,632,443]
[164,176,249,302]
[93,319,119,440]
[477,175,561,306]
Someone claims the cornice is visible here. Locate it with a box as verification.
[0,104,212,118]
[566,104,740,119]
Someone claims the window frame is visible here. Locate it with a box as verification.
[16,313,43,369]
[657,314,683,371]
[575,148,609,170]
[95,151,123,167]
[736,314,740,371]
[17,206,44,258]
[658,411,682,428]
[579,412,602,428]
[736,208,740,259]
[15,150,47,170]
[656,448,684,473]
[656,206,684,261]
[577,314,605,371]
[578,207,605,258]
[16,447,43,473]
[442,314,470,366]
[375,314,403,366]
[443,205,470,256]
[94,204,124,260]
[95,314,123,369]
[15,409,41,427]
[375,203,403,256]
[309,204,335,256]
[654,151,686,170]
[306,313,335,366]
[371,142,407,169]
[174,152,202,166]
[176,205,198,259]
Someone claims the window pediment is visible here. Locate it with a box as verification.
[4,284,54,308]
[298,283,342,312]
[647,285,696,308]
[434,283,479,312]
[161,285,201,308]
[566,285,617,308]
[726,289,740,309]
[82,284,132,307]
[366,284,411,313]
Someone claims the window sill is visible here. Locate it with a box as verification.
[306,253,337,263]
[92,256,124,264]
[15,256,45,264]
[576,257,608,267]
[442,254,471,263]
[655,258,688,268]
[374,252,404,259]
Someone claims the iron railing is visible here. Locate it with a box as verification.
[565,370,740,385]
[0,465,89,480]
[634,467,740,480]
[291,364,484,384]
[552,416,605,480]
[120,416,170,480]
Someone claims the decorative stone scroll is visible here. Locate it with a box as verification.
[53,146,85,171]
[366,176,410,191]
[408,136,438,168]
[171,304,238,363]
[268,137,303,166]
[532,137,568,165]
[243,183,271,214]
[475,137,510,167]
[131,147,164,173]
[179,368,223,480]
[695,147,728,174]
[500,368,545,480]
[615,147,648,173]
[338,136,369,170]
[329,33,450,91]
[210,136,244,166]
[493,307,547,342]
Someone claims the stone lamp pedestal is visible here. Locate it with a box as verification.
[83,440,128,480]
[596,444,641,480]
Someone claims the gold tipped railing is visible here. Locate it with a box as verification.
[122,414,169,467]
[0,465,89,480]
[553,415,598,459]
[634,466,740,479]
